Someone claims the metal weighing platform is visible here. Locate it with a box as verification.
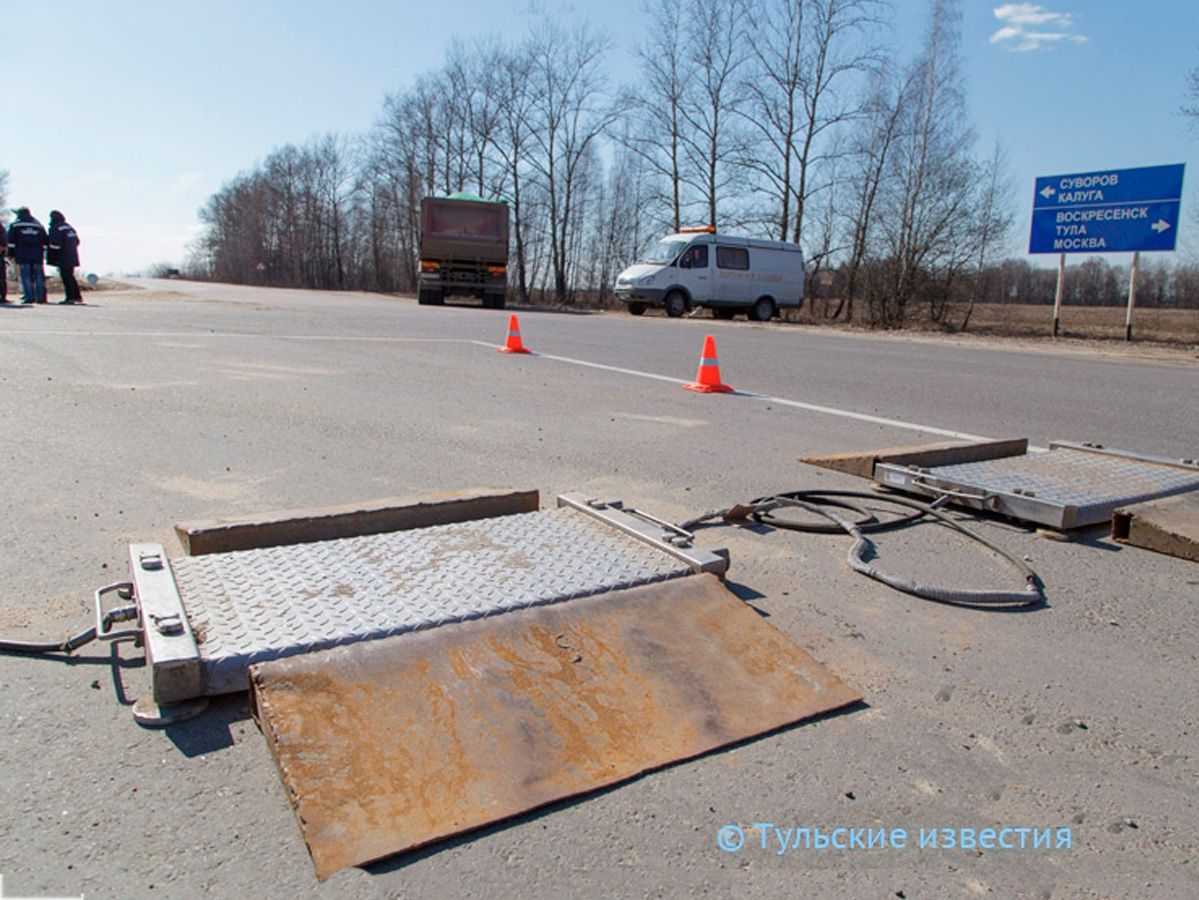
[106,493,728,710]
[875,441,1199,530]
[93,490,865,878]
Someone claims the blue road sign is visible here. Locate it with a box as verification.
[1029,163,1184,254]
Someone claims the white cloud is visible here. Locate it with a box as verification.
[989,25,1022,44]
[991,4,1087,52]
[994,3,1072,28]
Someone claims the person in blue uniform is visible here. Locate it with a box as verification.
[0,223,7,303]
[47,211,82,304]
[7,208,48,303]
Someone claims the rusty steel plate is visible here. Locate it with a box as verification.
[251,573,861,879]
[1113,492,1199,562]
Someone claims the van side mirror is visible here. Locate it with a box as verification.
[679,255,691,269]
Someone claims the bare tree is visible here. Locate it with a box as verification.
[742,0,880,244]
[492,43,539,303]
[627,0,691,233]
[877,0,976,327]
[832,65,906,322]
[313,135,358,289]
[1172,261,1199,305]
[739,0,805,239]
[803,129,849,314]
[525,21,618,303]
[679,0,749,229]
[1187,60,1199,245]
[958,136,1014,330]
[587,139,651,302]
[1184,59,1199,124]
[363,105,420,292]
[195,135,360,290]
[1068,257,1121,306]
[446,38,506,197]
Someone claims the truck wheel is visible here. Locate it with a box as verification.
[712,307,735,320]
[484,293,506,310]
[664,291,687,318]
[627,302,647,316]
[748,297,775,322]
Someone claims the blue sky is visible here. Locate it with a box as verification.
[3,0,1196,274]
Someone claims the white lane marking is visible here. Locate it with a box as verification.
[734,390,991,441]
[527,346,992,442]
[3,329,992,441]
[532,350,690,386]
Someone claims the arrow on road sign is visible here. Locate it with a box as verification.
[1151,219,1171,234]
[1040,185,1055,199]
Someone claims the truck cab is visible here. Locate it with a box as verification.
[614,228,805,322]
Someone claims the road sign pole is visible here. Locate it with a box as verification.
[1125,251,1140,342]
[1052,253,1065,337]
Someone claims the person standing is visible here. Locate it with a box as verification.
[7,207,48,303]
[47,210,82,304]
[0,222,7,304]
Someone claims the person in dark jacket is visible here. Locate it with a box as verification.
[47,211,82,304]
[7,207,48,303]
[0,223,7,303]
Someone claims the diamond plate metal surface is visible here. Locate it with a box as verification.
[923,448,1199,527]
[172,507,694,695]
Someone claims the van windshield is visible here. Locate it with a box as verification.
[638,239,689,265]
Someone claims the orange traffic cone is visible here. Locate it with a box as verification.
[498,313,531,354]
[684,335,734,393]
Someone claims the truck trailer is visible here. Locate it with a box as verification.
[418,195,509,309]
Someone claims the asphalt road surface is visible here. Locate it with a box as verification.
[1,282,1195,899]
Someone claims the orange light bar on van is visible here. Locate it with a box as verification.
[679,225,716,233]
[487,264,508,275]
[420,260,441,272]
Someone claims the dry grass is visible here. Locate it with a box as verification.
[787,301,1199,347]
[962,303,1199,344]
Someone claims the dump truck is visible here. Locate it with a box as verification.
[418,194,509,309]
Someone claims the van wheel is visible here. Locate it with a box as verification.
[664,291,687,318]
[748,297,775,322]
[712,308,735,320]
[627,302,647,316]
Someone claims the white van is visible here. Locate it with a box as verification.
[613,228,805,321]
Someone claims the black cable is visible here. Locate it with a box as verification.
[0,627,98,655]
[0,605,138,656]
[752,490,932,534]
[683,489,1044,608]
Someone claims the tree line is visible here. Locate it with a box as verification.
[186,0,1199,325]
